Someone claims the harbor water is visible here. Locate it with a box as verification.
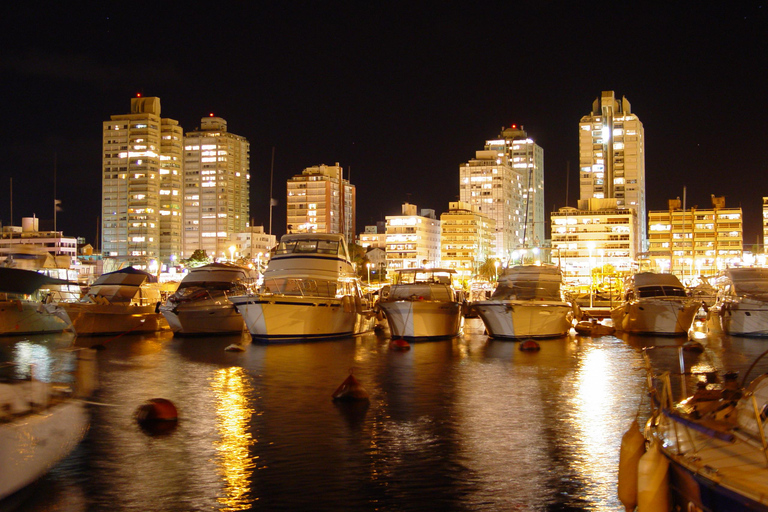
[3,318,768,511]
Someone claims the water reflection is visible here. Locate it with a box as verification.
[211,366,256,511]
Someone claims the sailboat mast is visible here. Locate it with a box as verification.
[269,146,275,235]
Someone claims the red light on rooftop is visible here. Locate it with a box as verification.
[209,113,214,117]
[511,124,517,129]
[137,93,142,97]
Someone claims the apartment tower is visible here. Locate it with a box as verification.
[579,91,646,251]
[102,96,183,263]
[182,115,250,260]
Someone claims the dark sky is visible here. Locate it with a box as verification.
[1,2,767,246]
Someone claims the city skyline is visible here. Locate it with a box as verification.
[2,3,767,246]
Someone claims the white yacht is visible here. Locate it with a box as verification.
[230,233,375,341]
[59,267,171,336]
[0,267,72,335]
[708,267,768,336]
[160,263,257,336]
[610,272,699,336]
[378,268,463,340]
[473,265,574,340]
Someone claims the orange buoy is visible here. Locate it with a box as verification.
[332,372,369,401]
[519,339,540,351]
[390,338,411,351]
[683,340,704,353]
[135,398,178,435]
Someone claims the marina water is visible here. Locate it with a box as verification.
[4,319,768,511]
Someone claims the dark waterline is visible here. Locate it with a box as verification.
[3,320,768,511]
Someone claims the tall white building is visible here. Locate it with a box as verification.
[102,96,182,262]
[385,203,441,270]
[459,125,544,259]
[182,115,250,261]
[286,163,356,243]
[579,91,646,251]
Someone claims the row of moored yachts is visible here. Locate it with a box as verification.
[4,233,768,340]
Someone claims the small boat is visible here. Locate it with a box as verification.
[0,348,97,500]
[708,267,768,337]
[230,233,375,341]
[159,263,257,336]
[377,268,463,340]
[0,267,72,335]
[59,267,172,336]
[472,265,574,340]
[632,346,768,511]
[610,272,699,336]
[573,318,615,337]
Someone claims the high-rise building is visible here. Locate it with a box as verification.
[286,163,356,243]
[182,115,250,261]
[579,91,646,251]
[763,197,768,252]
[440,201,495,279]
[102,96,182,263]
[459,125,544,259]
[385,203,441,270]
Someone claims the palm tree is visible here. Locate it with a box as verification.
[478,257,501,282]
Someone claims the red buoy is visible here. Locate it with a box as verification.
[519,339,541,351]
[390,338,411,351]
[135,398,178,435]
[332,373,369,401]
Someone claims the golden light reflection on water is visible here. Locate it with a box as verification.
[569,345,631,505]
[211,366,256,511]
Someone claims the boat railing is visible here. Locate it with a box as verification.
[261,277,338,298]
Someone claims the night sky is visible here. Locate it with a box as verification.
[1,2,767,247]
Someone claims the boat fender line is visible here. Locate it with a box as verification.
[636,440,669,512]
[332,369,369,401]
[618,419,645,512]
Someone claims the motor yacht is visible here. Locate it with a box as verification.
[707,267,768,337]
[377,268,463,340]
[0,267,72,335]
[230,233,375,341]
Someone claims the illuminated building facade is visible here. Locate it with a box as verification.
[550,200,637,280]
[440,201,495,279]
[102,96,182,263]
[183,116,250,260]
[286,163,355,243]
[763,197,768,252]
[358,223,387,249]
[647,196,743,278]
[459,125,544,259]
[385,203,441,270]
[579,91,646,252]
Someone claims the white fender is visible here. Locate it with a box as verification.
[637,439,669,512]
[618,419,645,512]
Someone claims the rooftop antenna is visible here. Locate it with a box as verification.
[53,153,58,233]
[269,146,275,235]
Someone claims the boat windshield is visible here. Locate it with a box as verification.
[492,281,562,301]
[260,278,340,298]
[637,286,687,298]
[276,239,341,256]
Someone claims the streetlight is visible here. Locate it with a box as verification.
[587,242,596,308]
[494,260,500,282]
[229,245,236,262]
[366,262,372,284]
[256,252,263,272]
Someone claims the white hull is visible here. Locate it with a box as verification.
[60,303,169,336]
[0,399,88,500]
[0,300,71,336]
[379,300,462,339]
[234,296,374,341]
[707,299,768,337]
[160,302,244,336]
[474,301,573,339]
[611,299,699,335]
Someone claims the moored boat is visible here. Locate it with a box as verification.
[377,268,463,340]
[0,348,97,501]
[0,267,72,335]
[631,346,768,511]
[230,233,375,341]
[160,263,257,336]
[59,267,172,336]
[707,267,768,337]
[610,272,699,336]
[472,265,574,340]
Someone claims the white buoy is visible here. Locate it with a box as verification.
[637,439,670,512]
[618,419,646,512]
